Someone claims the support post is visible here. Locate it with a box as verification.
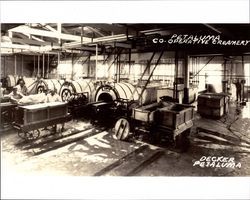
[174,51,178,101]
[183,54,190,104]
[47,53,50,78]
[128,48,131,75]
[95,44,98,81]
[33,55,36,77]
[71,50,74,80]
[4,56,6,77]
[58,52,60,79]
[38,55,40,77]
[57,23,62,45]
[14,54,17,77]
[42,53,45,78]
[21,55,24,76]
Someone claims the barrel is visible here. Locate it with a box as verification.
[95,82,157,105]
[59,79,95,102]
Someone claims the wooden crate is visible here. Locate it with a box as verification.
[156,104,194,129]
[197,93,229,118]
[198,94,224,108]
[132,102,161,123]
[18,102,68,126]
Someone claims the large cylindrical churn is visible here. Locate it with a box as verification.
[6,75,38,94]
[59,79,95,102]
[6,75,18,87]
[20,77,38,94]
[35,79,64,94]
[95,82,157,105]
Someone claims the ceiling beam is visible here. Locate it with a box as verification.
[9,37,60,47]
[86,26,105,37]
[62,34,132,48]
[9,25,91,42]
[203,24,222,34]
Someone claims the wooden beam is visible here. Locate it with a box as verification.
[9,25,91,42]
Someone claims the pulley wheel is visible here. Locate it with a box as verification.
[114,118,130,141]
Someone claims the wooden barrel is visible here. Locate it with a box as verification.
[95,82,157,105]
[59,79,95,102]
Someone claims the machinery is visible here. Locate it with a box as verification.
[59,79,96,118]
[89,82,157,124]
[5,75,38,94]
[35,78,64,94]
[88,81,194,152]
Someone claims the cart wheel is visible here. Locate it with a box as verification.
[18,131,28,140]
[18,130,40,141]
[174,129,190,153]
[114,118,131,141]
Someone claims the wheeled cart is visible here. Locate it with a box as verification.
[13,102,71,140]
[114,101,195,152]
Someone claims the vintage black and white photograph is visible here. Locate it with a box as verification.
[1,23,250,179]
